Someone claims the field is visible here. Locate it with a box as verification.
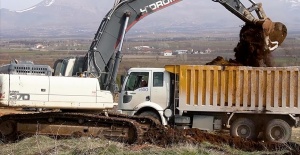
[1,38,300,154]
[1,37,300,68]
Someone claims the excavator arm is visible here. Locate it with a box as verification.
[85,0,286,93]
[213,0,266,24]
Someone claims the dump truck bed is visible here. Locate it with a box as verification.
[165,65,300,114]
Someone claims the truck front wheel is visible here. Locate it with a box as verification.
[230,118,257,140]
[139,111,161,123]
[264,119,291,143]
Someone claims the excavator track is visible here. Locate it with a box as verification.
[0,112,160,144]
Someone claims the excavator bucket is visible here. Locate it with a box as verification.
[261,18,287,51]
[248,2,288,51]
[268,22,287,45]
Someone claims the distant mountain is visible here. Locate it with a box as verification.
[0,0,299,38]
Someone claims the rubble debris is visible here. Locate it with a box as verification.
[205,56,241,66]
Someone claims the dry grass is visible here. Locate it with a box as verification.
[292,128,300,144]
[0,135,295,155]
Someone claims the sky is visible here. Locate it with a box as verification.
[0,0,44,10]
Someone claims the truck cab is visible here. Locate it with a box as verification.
[118,68,170,125]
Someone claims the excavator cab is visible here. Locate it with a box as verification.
[214,0,287,51]
[53,57,85,77]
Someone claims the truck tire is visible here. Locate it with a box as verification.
[230,118,257,140]
[264,119,291,143]
[139,111,161,123]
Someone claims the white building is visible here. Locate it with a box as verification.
[163,50,173,56]
[174,50,188,55]
[36,44,45,49]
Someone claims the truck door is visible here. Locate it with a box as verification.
[120,71,151,110]
[150,72,168,108]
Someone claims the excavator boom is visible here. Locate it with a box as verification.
[86,0,287,93]
[85,0,182,91]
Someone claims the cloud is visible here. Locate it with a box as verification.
[281,0,300,7]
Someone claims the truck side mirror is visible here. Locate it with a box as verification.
[120,75,125,86]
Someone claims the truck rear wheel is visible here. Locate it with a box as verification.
[264,119,291,143]
[139,111,161,123]
[230,118,257,140]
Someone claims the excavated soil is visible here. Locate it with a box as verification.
[207,22,287,67]
[143,126,300,153]
[234,24,270,67]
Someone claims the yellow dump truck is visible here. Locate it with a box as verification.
[118,65,300,143]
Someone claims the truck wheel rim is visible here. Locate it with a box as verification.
[270,126,285,140]
[237,125,251,138]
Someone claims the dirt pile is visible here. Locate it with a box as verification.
[143,126,300,153]
[205,56,241,66]
[207,22,287,67]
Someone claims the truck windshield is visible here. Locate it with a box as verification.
[125,72,149,91]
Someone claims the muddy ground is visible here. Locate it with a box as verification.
[143,126,300,154]
[0,107,25,116]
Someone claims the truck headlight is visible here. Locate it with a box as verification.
[164,109,172,118]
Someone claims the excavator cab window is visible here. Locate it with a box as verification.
[72,57,84,76]
[125,72,149,91]
[53,59,67,76]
